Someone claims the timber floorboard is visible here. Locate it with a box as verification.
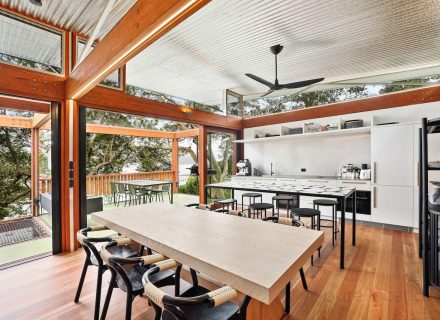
[0,223,439,319]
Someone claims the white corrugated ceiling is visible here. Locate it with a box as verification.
[0,0,135,39]
[126,0,440,106]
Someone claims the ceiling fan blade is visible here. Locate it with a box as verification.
[245,73,274,88]
[260,90,274,97]
[281,77,325,89]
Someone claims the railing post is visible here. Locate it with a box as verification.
[172,138,179,193]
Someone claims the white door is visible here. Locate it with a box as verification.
[371,185,413,227]
[371,124,414,186]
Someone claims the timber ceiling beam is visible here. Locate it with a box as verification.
[243,85,440,128]
[0,64,65,101]
[86,123,175,139]
[32,113,51,128]
[79,87,242,130]
[0,114,32,129]
[0,94,51,113]
[66,0,210,100]
[174,128,200,139]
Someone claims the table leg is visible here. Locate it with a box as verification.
[170,183,173,204]
[285,282,291,314]
[340,197,346,269]
[247,297,285,320]
[352,191,356,246]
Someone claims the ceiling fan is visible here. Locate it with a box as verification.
[245,44,324,97]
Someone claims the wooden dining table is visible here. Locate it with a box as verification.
[92,203,324,320]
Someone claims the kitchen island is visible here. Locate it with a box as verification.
[205,180,356,269]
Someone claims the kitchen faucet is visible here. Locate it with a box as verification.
[270,162,275,176]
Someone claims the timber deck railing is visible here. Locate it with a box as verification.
[39,170,175,197]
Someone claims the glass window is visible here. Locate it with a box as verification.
[76,39,121,88]
[0,11,62,74]
[243,75,440,118]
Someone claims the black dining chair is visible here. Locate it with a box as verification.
[262,216,309,313]
[99,239,179,320]
[75,226,137,320]
[143,259,251,320]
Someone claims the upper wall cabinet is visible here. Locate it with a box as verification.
[371,124,414,187]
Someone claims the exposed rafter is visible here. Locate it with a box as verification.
[66,0,210,100]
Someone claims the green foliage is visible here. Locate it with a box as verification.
[178,176,199,195]
[125,84,222,114]
[0,53,61,74]
[0,124,31,219]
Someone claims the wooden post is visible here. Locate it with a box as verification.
[171,138,179,193]
[198,125,208,203]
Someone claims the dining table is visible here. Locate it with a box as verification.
[92,203,324,320]
[205,180,357,269]
[115,179,173,203]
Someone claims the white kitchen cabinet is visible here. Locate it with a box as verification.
[371,185,413,227]
[371,124,414,186]
[300,179,337,187]
[336,180,371,191]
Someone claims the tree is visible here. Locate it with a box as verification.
[0,111,32,219]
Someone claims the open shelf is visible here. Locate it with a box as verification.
[233,126,371,143]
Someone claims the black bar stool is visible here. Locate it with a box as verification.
[291,207,321,264]
[313,199,339,246]
[241,192,262,211]
[214,198,238,213]
[248,202,274,219]
[272,195,295,217]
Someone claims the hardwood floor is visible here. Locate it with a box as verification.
[0,223,439,320]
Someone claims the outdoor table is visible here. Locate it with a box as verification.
[115,179,173,203]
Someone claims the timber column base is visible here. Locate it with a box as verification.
[247,297,285,320]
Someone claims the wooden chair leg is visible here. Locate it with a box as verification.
[100,270,116,320]
[74,255,90,303]
[299,267,308,290]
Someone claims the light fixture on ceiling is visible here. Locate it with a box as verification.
[29,0,43,6]
[181,107,193,115]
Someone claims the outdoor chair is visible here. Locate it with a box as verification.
[127,184,150,205]
[110,182,119,205]
[116,183,130,206]
[75,226,137,320]
[143,259,251,320]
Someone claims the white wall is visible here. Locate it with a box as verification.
[245,133,371,176]
[243,101,440,176]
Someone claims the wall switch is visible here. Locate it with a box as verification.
[301,168,306,172]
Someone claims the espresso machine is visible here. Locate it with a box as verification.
[237,159,252,176]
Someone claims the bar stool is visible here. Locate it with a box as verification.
[291,207,321,265]
[313,199,339,246]
[241,192,262,211]
[272,195,295,217]
[214,198,238,213]
[248,202,274,219]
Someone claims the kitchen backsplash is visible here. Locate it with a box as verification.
[244,133,371,176]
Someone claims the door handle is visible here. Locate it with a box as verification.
[341,181,366,185]
[372,186,377,208]
[417,161,420,186]
[373,162,377,184]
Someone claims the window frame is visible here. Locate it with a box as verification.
[0,9,65,77]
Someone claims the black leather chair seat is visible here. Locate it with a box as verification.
[90,245,137,266]
[162,286,240,320]
[242,192,262,198]
[116,264,175,293]
[291,208,320,217]
[272,195,295,201]
[215,198,237,204]
[249,203,274,210]
[313,199,338,206]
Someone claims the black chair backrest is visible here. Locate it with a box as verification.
[77,226,115,266]
[262,216,304,227]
